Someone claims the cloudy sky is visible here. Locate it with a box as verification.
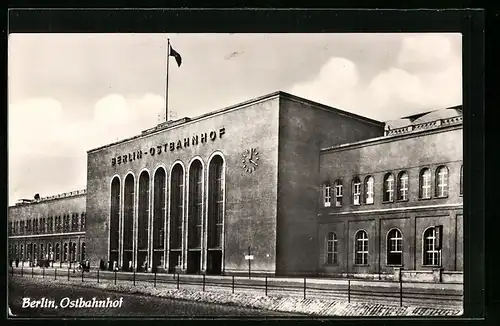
[8,33,462,204]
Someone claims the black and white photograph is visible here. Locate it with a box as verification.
[7,15,471,318]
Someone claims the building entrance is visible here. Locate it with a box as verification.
[186,250,201,274]
[206,250,222,275]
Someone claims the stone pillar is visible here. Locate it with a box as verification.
[393,267,402,282]
[133,182,138,272]
[432,268,443,283]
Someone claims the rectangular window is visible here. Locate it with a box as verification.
[366,178,374,204]
[385,177,394,202]
[460,165,463,195]
[335,184,343,207]
[399,175,408,200]
[324,185,331,207]
[422,173,431,198]
[353,182,361,205]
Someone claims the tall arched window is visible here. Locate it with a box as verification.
[48,243,53,260]
[123,174,135,269]
[207,155,224,275]
[81,242,86,261]
[383,173,394,202]
[187,160,203,274]
[71,213,78,232]
[419,168,431,199]
[137,171,150,268]
[153,168,166,270]
[326,232,338,264]
[460,165,463,195]
[334,179,343,207]
[109,177,120,264]
[80,213,86,231]
[55,243,60,261]
[364,176,374,204]
[323,183,331,207]
[63,243,68,261]
[169,164,184,271]
[70,242,77,261]
[27,244,32,261]
[435,166,449,198]
[188,160,203,249]
[352,177,361,205]
[397,171,409,201]
[387,229,403,265]
[355,230,368,265]
[423,227,441,266]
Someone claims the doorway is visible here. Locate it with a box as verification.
[186,251,201,274]
[206,250,222,275]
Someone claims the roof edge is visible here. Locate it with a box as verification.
[321,119,463,153]
[87,91,283,153]
[277,91,385,127]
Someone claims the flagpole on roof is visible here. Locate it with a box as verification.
[165,38,170,122]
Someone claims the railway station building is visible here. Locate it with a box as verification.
[8,91,463,281]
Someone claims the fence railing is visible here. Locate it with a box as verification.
[9,266,463,309]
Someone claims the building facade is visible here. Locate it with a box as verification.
[318,112,463,281]
[8,190,87,267]
[8,91,463,281]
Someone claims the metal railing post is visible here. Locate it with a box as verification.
[67,268,70,281]
[203,274,206,292]
[42,267,45,279]
[348,279,351,303]
[133,269,136,286]
[265,276,268,296]
[303,278,306,300]
[32,267,34,278]
[176,273,179,290]
[232,275,235,294]
[114,270,117,285]
[154,272,157,288]
[21,265,23,277]
[97,269,100,283]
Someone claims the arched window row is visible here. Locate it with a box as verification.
[10,212,86,236]
[9,240,88,263]
[322,164,461,208]
[322,226,443,267]
[108,155,225,274]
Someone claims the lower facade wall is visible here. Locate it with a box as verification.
[317,207,463,282]
[8,233,87,267]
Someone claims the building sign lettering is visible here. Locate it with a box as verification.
[111,127,226,166]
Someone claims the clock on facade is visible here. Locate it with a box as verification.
[241,148,259,173]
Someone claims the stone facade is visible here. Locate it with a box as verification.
[8,190,87,267]
[8,91,463,281]
[318,118,463,278]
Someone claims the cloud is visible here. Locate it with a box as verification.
[397,34,455,71]
[288,34,462,121]
[8,93,165,204]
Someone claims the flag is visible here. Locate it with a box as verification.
[169,44,182,67]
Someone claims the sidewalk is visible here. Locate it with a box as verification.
[9,265,463,290]
[10,274,464,317]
